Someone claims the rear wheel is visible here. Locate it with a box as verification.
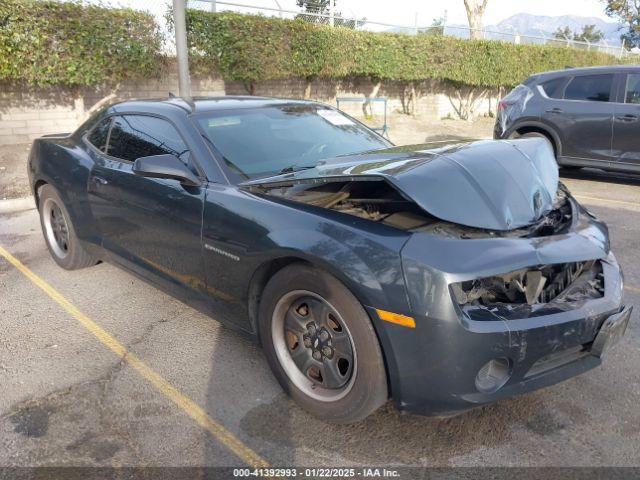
[510,131,581,170]
[512,130,549,142]
[38,184,98,270]
[259,264,388,423]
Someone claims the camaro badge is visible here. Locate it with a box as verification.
[204,243,240,262]
[533,190,543,213]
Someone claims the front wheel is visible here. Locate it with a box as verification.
[259,264,388,423]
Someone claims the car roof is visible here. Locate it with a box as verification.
[109,96,326,115]
[529,64,640,82]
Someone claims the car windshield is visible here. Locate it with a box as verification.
[196,104,390,179]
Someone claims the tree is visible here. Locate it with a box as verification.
[297,0,330,17]
[554,24,604,43]
[463,0,489,40]
[296,0,358,28]
[421,17,445,36]
[603,0,640,48]
[554,26,573,40]
[574,24,605,42]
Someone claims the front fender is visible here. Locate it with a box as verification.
[265,227,412,402]
[266,227,410,314]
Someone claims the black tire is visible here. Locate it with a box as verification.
[259,263,388,423]
[510,130,554,149]
[38,184,98,270]
[510,131,581,170]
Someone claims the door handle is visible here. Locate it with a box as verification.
[616,114,638,122]
[91,176,108,185]
[545,108,563,114]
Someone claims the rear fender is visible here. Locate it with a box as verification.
[30,139,100,246]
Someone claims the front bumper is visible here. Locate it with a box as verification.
[378,201,630,416]
[378,253,628,416]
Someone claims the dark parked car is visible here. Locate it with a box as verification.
[29,97,631,422]
[495,65,640,173]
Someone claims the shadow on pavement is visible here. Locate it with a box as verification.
[199,326,597,467]
[560,167,640,187]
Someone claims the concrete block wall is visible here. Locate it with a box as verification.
[1,74,498,146]
[0,83,82,145]
[0,73,225,146]
[226,77,500,120]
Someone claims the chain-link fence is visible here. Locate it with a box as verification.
[185,0,633,58]
[187,0,391,32]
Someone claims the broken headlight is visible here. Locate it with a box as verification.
[451,260,604,308]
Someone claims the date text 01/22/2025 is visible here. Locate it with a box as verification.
[232,467,401,477]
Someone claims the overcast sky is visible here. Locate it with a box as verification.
[107,0,616,29]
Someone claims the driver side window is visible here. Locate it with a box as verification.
[107,115,191,165]
[87,118,112,153]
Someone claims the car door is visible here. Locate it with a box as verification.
[86,114,207,296]
[612,72,640,165]
[542,73,615,163]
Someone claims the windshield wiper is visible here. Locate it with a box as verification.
[278,165,315,174]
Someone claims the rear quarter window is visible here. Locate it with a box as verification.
[540,77,566,99]
[564,74,613,102]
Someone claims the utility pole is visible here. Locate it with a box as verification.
[173,0,191,100]
[329,0,334,26]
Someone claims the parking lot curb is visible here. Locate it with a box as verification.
[0,196,35,214]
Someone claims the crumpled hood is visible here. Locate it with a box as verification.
[241,138,559,231]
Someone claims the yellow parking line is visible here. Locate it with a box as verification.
[626,285,640,295]
[573,195,640,209]
[0,245,269,469]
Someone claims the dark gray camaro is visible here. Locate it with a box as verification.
[28,96,631,422]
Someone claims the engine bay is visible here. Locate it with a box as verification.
[247,178,573,239]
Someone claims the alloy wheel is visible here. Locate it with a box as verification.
[42,198,70,259]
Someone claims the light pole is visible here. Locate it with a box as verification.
[173,0,192,100]
[329,0,334,26]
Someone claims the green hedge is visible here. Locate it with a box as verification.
[1,2,634,89]
[0,0,163,87]
[186,11,630,87]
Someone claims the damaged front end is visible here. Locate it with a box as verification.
[451,259,605,320]
[245,177,439,231]
[242,138,628,415]
[245,174,574,238]
[243,138,614,323]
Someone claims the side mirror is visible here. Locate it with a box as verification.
[132,154,201,187]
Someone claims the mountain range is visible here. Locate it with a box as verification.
[449,13,625,45]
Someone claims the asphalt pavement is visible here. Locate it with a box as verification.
[0,168,639,473]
